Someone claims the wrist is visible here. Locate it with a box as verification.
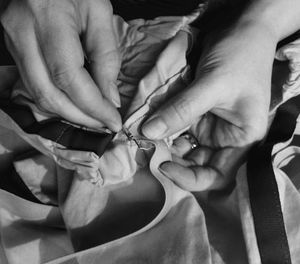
[232,17,279,49]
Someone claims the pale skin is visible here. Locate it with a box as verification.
[142,0,300,191]
[1,0,300,190]
[1,0,122,132]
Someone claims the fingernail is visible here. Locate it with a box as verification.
[159,164,171,179]
[142,116,168,139]
[110,118,122,133]
[158,166,167,175]
[110,83,121,108]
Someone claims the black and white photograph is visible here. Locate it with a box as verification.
[0,0,299,263]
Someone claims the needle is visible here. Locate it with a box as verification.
[122,126,142,148]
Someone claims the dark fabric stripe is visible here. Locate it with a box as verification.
[0,99,114,155]
[0,99,114,204]
[111,0,202,20]
[247,96,300,264]
[0,163,42,204]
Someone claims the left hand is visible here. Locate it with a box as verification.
[142,22,277,191]
[1,0,122,131]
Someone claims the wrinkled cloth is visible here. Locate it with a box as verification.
[1,9,300,264]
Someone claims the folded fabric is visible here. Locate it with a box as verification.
[1,9,300,264]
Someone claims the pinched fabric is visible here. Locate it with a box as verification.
[0,9,300,264]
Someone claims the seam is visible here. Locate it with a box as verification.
[124,69,189,131]
[54,125,71,144]
[127,114,148,131]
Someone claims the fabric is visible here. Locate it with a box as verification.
[1,7,300,264]
[247,97,300,264]
[111,0,203,20]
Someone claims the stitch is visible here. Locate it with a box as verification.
[55,125,71,144]
[113,139,133,145]
[127,114,147,130]
[124,70,187,129]
[143,70,186,100]
[122,126,143,148]
[120,125,156,150]
[60,120,113,134]
[122,70,187,132]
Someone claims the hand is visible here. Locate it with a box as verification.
[142,23,277,191]
[1,0,121,131]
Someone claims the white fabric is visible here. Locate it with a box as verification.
[0,10,300,264]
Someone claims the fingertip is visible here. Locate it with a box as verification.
[105,110,122,132]
[142,116,168,139]
[159,160,172,170]
[159,162,193,190]
[90,96,122,132]
[159,161,187,178]
[158,161,173,178]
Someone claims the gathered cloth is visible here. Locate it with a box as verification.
[1,5,300,264]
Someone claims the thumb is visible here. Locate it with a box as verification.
[84,0,121,107]
[142,81,218,139]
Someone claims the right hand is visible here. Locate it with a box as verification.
[1,0,122,131]
[143,22,277,191]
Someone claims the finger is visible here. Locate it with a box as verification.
[159,161,222,191]
[84,0,121,107]
[189,113,215,146]
[171,155,195,167]
[38,20,121,131]
[171,136,195,157]
[142,80,218,139]
[186,146,213,166]
[3,30,109,130]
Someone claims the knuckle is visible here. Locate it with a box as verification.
[50,65,77,92]
[36,96,53,112]
[34,91,55,112]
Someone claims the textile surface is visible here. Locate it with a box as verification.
[0,7,300,264]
